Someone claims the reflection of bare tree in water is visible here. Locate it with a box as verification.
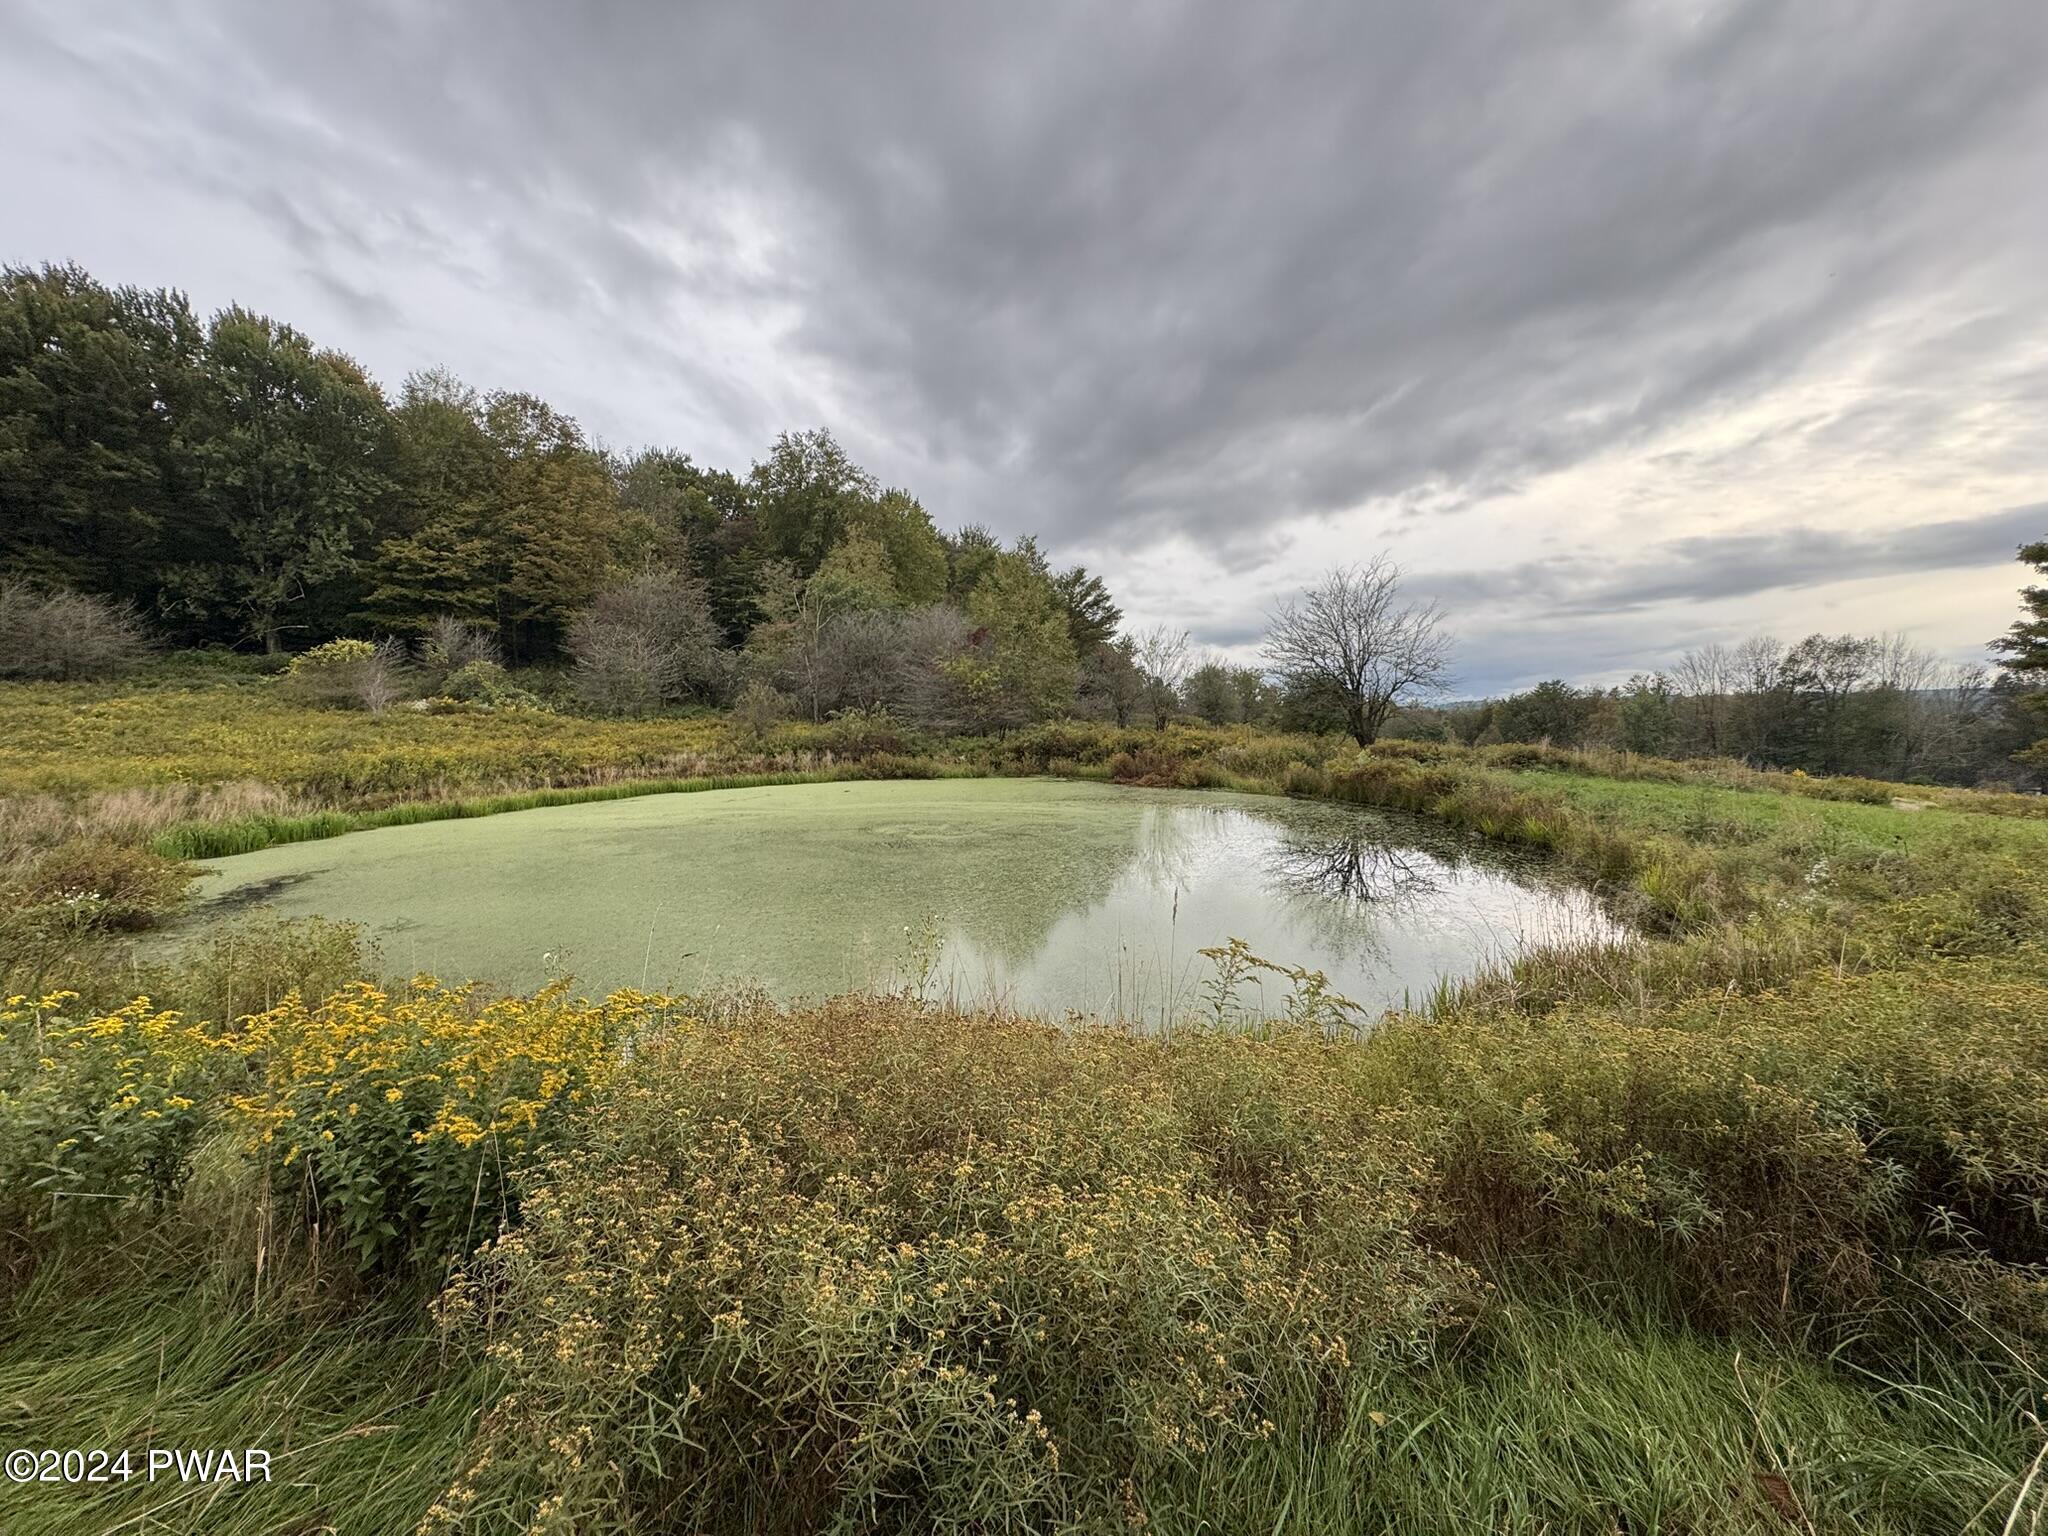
[1257,826,1452,973]
[1264,829,1443,907]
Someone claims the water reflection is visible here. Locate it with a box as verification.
[926,790,1625,1024]
[1263,828,1442,905]
[182,779,1629,1020]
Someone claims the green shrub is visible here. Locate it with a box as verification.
[729,679,793,739]
[144,645,289,679]
[284,638,408,713]
[138,915,377,1024]
[1211,734,1328,781]
[418,616,503,682]
[11,839,193,932]
[0,838,195,995]
[1282,761,1330,796]
[425,1000,1469,1533]
[817,705,910,756]
[439,659,542,710]
[1106,747,1193,787]
[1384,955,2048,1316]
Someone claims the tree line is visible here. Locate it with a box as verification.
[0,262,1155,728]
[1124,558,2045,791]
[3,261,2042,782]
[1274,566,2047,788]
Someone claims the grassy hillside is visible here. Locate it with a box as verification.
[1,680,2044,1532]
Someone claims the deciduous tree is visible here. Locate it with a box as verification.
[175,308,392,652]
[1134,625,1192,729]
[845,488,948,605]
[751,428,877,574]
[1262,558,1452,747]
[0,264,203,612]
[959,549,1078,730]
[568,568,727,714]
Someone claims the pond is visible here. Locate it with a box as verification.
[180,778,1629,1022]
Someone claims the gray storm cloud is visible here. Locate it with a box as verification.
[3,0,2045,687]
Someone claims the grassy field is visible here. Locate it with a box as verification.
[1,677,2045,1533]
[0,673,730,801]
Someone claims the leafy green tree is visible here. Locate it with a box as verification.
[1618,674,1677,756]
[958,549,1078,730]
[697,522,771,646]
[356,370,501,630]
[483,393,619,660]
[174,308,392,651]
[616,449,760,640]
[387,371,498,535]
[1228,666,1275,726]
[614,448,704,569]
[1783,633,1877,774]
[0,263,204,612]
[750,428,877,574]
[845,488,948,604]
[944,524,1004,598]
[1275,672,1351,735]
[1054,565,1122,652]
[1186,660,1241,724]
[1494,679,1598,747]
[1078,638,1145,727]
[805,529,900,620]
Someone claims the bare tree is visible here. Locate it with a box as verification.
[812,609,908,715]
[890,605,982,733]
[1729,634,1791,762]
[1261,558,1452,747]
[282,637,410,713]
[568,569,729,715]
[1670,641,1733,756]
[0,580,152,680]
[418,615,502,684]
[1134,624,1192,729]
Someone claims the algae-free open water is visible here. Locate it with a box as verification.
[182,778,1629,1020]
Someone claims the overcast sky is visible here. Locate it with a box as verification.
[5,1,2045,691]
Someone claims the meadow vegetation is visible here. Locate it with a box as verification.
[0,676,2044,1532]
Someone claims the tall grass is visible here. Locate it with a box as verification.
[0,1240,493,1536]
[1166,1292,2040,1535]
[5,687,2048,1531]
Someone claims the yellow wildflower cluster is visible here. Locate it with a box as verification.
[1,979,670,1266]
[213,980,667,1269]
[221,979,639,1149]
[0,990,220,1225]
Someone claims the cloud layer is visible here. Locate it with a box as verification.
[4,0,2045,689]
